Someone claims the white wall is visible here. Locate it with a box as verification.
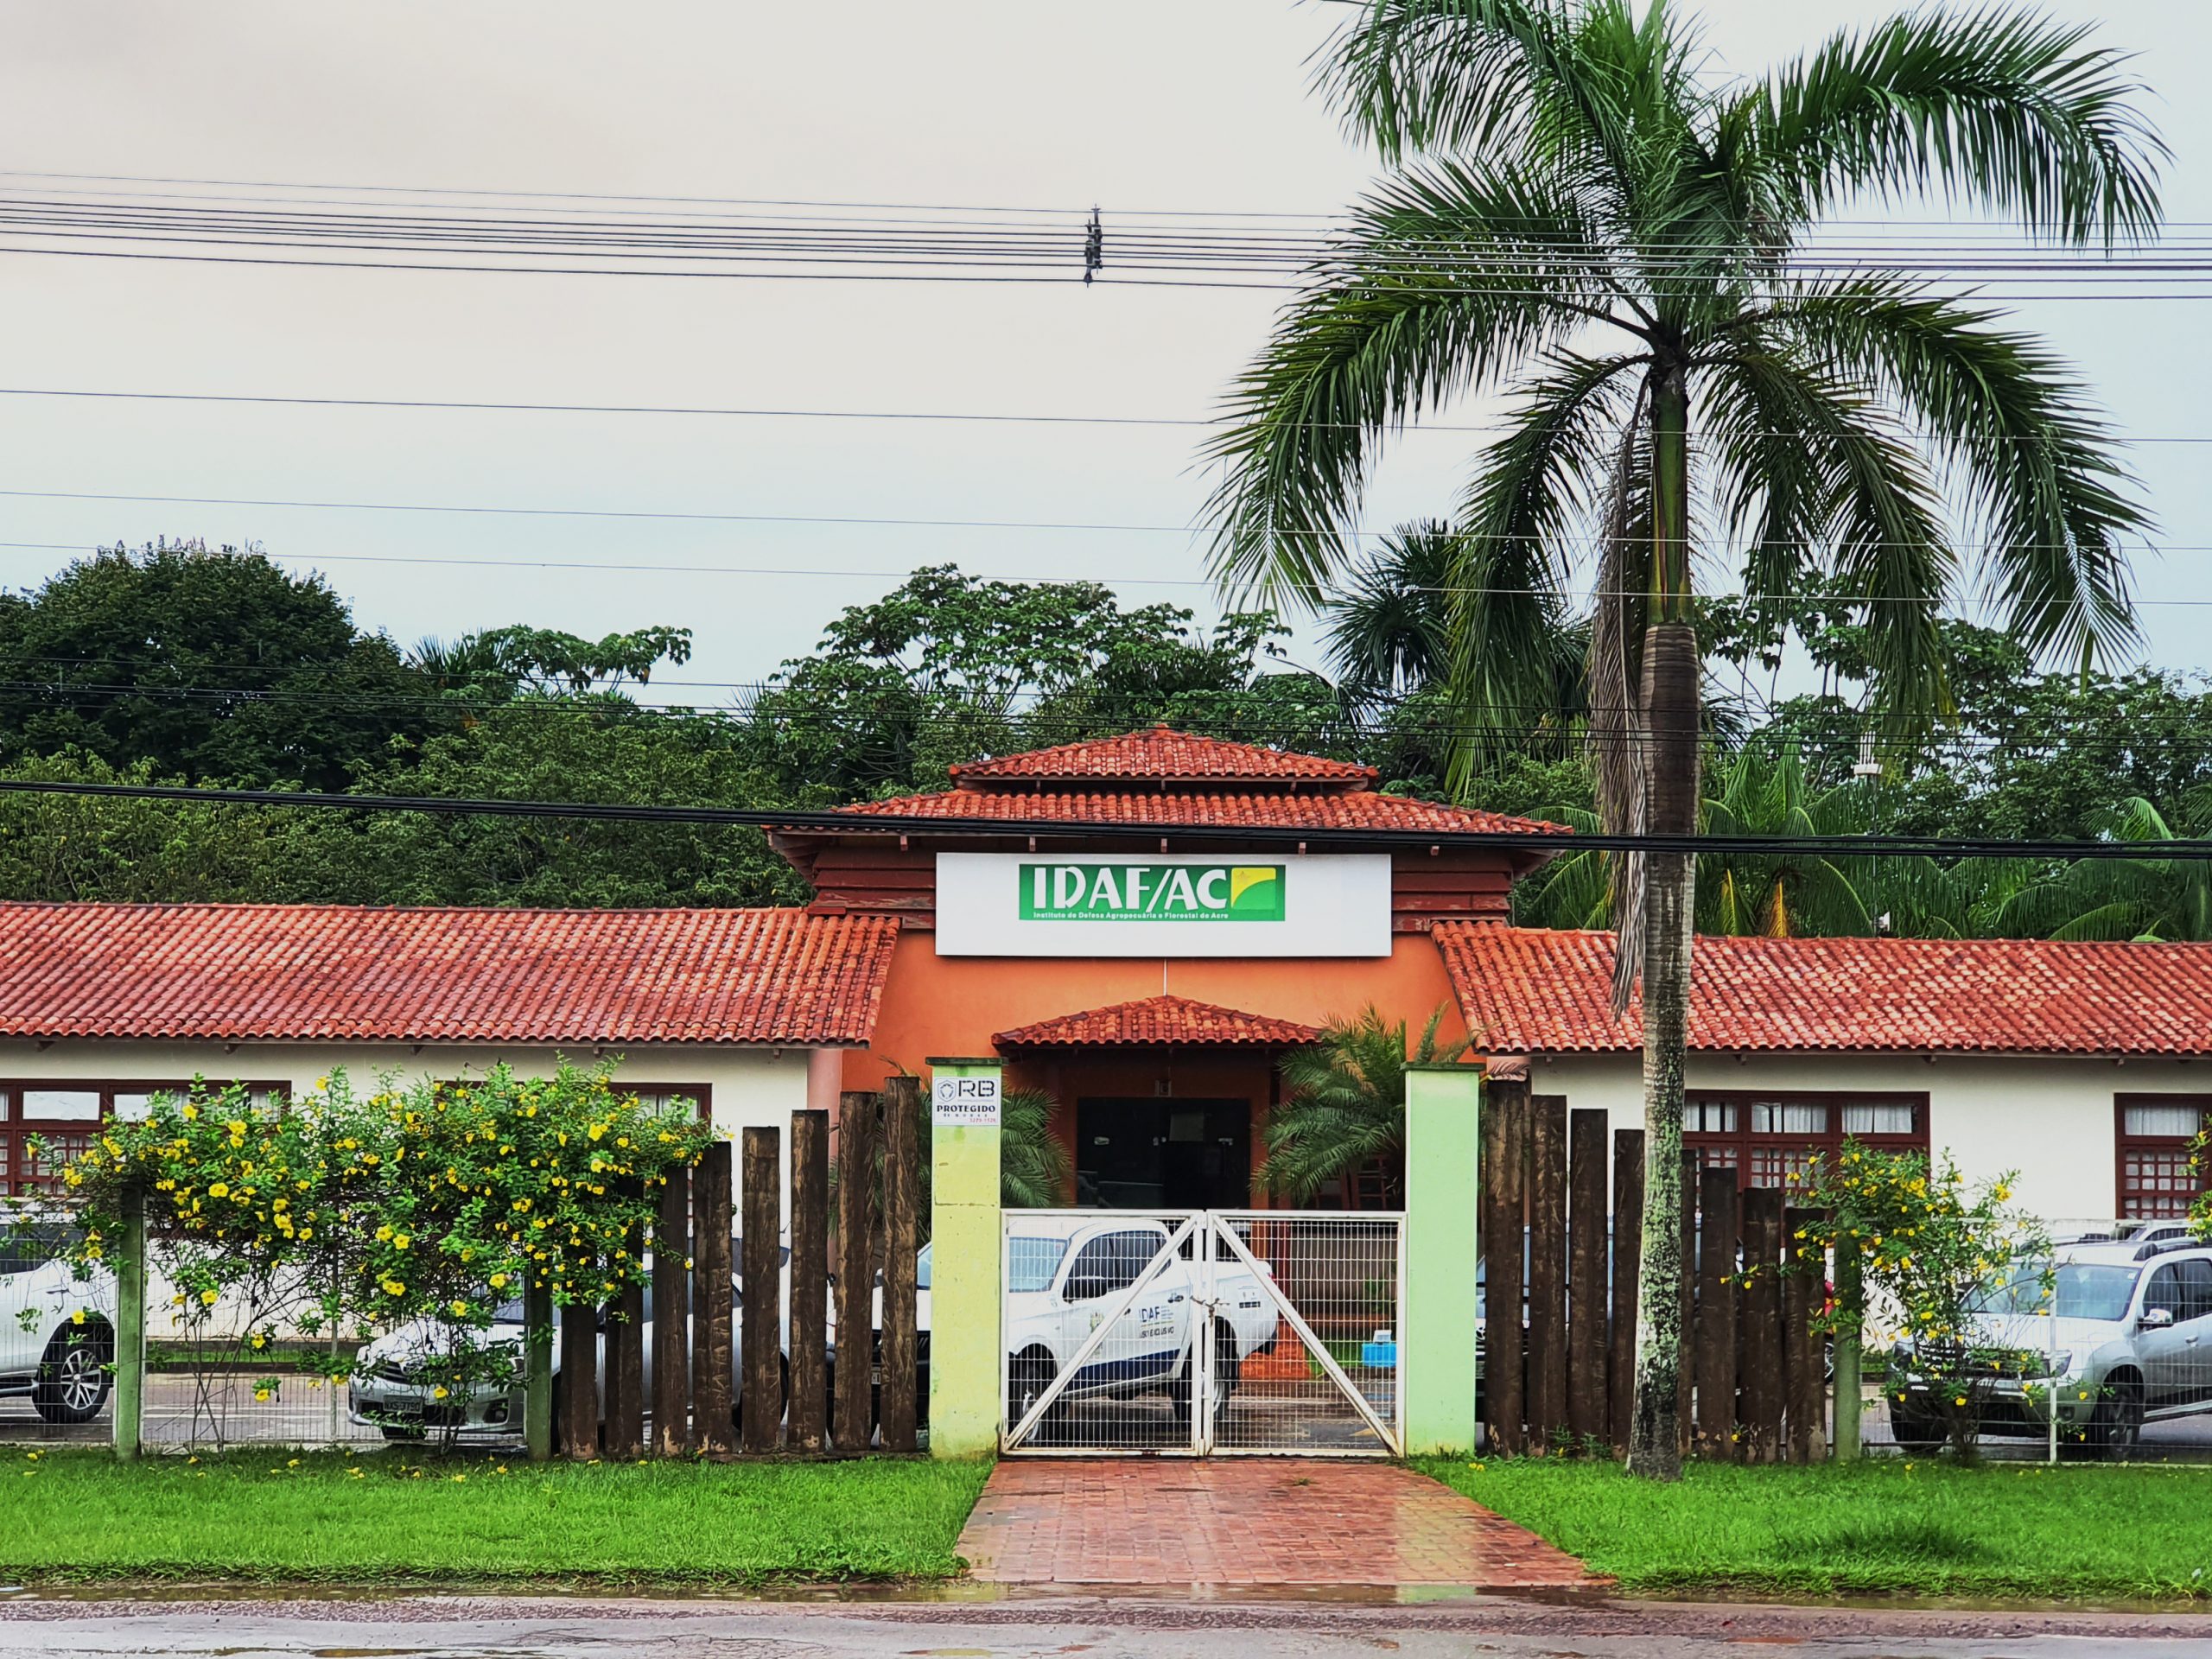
[0,1038,817,1231]
[1525,1050,2211,1224]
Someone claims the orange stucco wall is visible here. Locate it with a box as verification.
[841,931,1471,1204]
[842,931,1470,1096]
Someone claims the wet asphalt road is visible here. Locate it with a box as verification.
[3,1594,2210,1658]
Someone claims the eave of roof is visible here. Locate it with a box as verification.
[0,903,899,1047]
[1436,923,2212,1058]
[995,995,1322,1049]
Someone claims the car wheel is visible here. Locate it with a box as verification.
[32,1325,112,1425]
[2083,1372,2145,1460]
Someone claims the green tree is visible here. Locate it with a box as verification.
[1993,796,2212,942]
[1258,1007,1468,1205]
[0,541,441,790]
[1206,0,2159,1475]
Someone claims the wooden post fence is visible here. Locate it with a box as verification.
[1608,1128,1644,1454]
[606,1187,646,1461]
[1526,1095,1568,1447]
[740,1126,783,1453]
[788,1109,830,1453]
[880,1076,922,1452]
[1566,1109,1609,1447]
[693,1141,737,1456]
[1694,1164,1738,1459]
[652,1167,690,1455]
[1479,1076,1527,1456]
[560,1296,598,1461]
[1740,1186,1783,1463]
[833,1090,878,1452]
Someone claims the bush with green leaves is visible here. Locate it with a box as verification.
[1801,1143,2050,1462]
[48,1059,713,1446]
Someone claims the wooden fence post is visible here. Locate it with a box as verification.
[880,1076,922,1452]
[1783,1204,1821,1465]
[1608,1128,1644,1455]
[1694,1165,1739,1460]
[524,1275,555,1462]
[1740,1186,1784,1464]
[1479,1077,1527,1456]
[1833,1245,1864,1461]
[693,1141,737,1456]
[833,1090,879,1452]
[1526,1096,1568,1448]
[741,1127,783,1454]
[651,1167,690,1455]
[606,1188,646,1461]
[788,1109,830,1453]
[1566,1109,1610,1448]
[560,1297,599,1460]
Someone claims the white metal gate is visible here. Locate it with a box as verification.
[1000,1209,1403,1457]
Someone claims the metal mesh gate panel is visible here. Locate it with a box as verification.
[1000,1209,1402,1457]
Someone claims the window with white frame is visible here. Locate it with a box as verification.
[1682,1090,1928,1193]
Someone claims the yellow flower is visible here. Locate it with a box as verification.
[71,1309,86,1326]
[394,1234,411,1251]
[254,1386,272,1402]
[200,1288,219,1306]
[448,1300,469,1317]
[382,1279,407,1296]
[490,1273,509,1289]
[208,1182,231,1199]
[432,1385,450,1401]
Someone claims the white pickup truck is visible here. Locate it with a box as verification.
[987,1215,1281,1433]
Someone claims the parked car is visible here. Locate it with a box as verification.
[0,1212,118,1424]
[988,1216,1278,1434]
[1887,1238,2212,1457]
[351,1241,830,1444]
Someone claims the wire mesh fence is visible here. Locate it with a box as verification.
[999,1209,1402,1457]
[1857,1217,2212,1465]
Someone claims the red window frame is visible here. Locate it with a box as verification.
[1682,1089,1929,1194]
[0,1079,289,1197]
[2114,1094,2211,1220]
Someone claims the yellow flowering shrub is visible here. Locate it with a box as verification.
[1802,1142,2049,1462]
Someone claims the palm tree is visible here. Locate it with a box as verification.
[1000,1090,1076,1210]
[1206,0,2159,1475]
[1260,1007,1470,1205]
[1996,797,2212,942]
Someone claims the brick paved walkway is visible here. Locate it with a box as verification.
[957,1459,1599,1588]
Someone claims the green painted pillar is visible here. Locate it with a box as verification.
[111,1179,145,1461]
[523,1278,554,1462]
[926,1058,1002,1459]
[1402,1065,1481,1455]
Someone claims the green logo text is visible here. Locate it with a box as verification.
[1017,862,1285,923]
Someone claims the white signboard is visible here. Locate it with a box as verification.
[933,853,1392,958]
[931,1072,1002,1128]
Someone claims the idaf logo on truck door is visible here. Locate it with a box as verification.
[1017,862,1285,924]
[934,853,1392,958]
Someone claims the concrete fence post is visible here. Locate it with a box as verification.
[1402,1065,1481,1455]
[925,1058,1001,1459]
[111,1179,146,1461]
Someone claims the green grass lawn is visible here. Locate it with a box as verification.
[0,1448,990,1587]
[1418,1455,2212,1602]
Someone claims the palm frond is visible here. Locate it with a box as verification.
[1205,158,1631,606]
[1764,6,2164,246]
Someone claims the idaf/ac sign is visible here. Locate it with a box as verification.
[1020,861,1286,924]
[935,853,1391,958]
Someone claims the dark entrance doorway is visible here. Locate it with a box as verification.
[1075,1097,1251,1209]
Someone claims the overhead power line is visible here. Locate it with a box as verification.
[6,384,2212,444]
[3,773,2209,861]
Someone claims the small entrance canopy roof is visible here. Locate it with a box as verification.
[994,994,1321,1051]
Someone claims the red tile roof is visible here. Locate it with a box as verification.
[838,787,1567,837]
[0,904,897,1046]
[950,728,1376,787]
[1436,924,2212,1057]
[995,995,1321,1049]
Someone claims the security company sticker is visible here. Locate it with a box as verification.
[931,1073,1001,1128]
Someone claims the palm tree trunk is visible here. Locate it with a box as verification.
[1628,357,1699,1480]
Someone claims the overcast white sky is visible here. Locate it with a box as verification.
[2,0,2208,706]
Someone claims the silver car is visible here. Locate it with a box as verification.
[350,1243,823,1445]
[0,1213,118,1425]
[1889,1239,2212,1457]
